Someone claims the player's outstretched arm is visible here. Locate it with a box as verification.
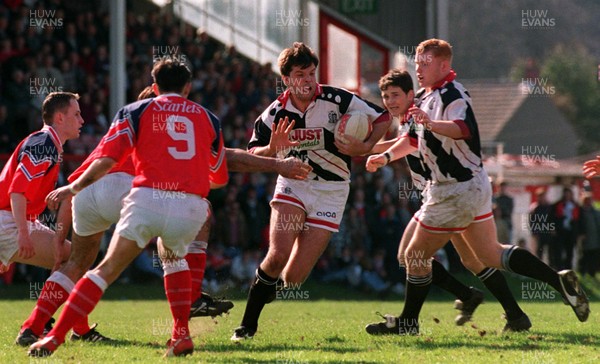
[583,157,600,179]
[46,157,116,210]
[226,148,311,179]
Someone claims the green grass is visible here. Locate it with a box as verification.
[1,278,599,363]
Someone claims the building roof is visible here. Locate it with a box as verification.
[461,80,528,142]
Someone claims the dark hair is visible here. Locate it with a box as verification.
[138,86,156,100]
[42,92,80,125]
[151,59,192,93]
[378,69,414,94]
[277,42,319,76]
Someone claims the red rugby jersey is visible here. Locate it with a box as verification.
[91,94,228,196]
[0,126,63,220]
[68,144,135,183]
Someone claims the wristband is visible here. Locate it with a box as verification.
[69,184,80,195]
[383,151,393,165]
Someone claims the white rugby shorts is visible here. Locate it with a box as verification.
[73,172,133,236]
[0,210,53,265]
[115,187,208,258]
[414,170,493,233]
[271,176,349,232]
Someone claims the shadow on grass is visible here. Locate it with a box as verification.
[68,338,164,350]
[403,330,600,350]
[202,341,362,354]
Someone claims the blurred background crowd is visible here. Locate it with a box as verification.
[1,1,597,296]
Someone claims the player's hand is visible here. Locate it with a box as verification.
[46,185,75,210]
[334,134,369,156]
[16,230,35,260]
[366,154,386,172]
[408,106,432,130]
[583,156,600,178]
[269,116,300,156]
[277,157,312,180]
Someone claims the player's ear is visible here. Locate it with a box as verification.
[281,75,290,87]
[407,89,415,99]
[152,83,160,96]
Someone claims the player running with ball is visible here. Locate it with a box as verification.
[231,42,391,341]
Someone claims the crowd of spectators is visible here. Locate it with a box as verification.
[0,0,452,297]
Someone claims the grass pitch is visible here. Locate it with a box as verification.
[1,276,599,363]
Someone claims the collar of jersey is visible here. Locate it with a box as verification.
[277,83,323,109]
[430,69,457,91]
[42,125,63,153]
[155,93,181,98]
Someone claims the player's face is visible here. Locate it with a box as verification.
[284,64,317,102]
[59,99,84,140]
[415,51,448,90]
[381,86,412,117]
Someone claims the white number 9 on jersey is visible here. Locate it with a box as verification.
[166,116,196,160]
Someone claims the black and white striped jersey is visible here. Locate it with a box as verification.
[408,74,483,183]
[248,84,384,182]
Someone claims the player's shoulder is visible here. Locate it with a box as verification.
[315,85,358,113]
[440,81,468,105]
[121,98,155,115]
[317,85,355,102]
[21,130,58,159]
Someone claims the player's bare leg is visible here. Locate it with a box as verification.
[232,202,303,341]
[29,235,143,357]
[280,226,331,284]
[9,228,71,269]
[461,219,589,322]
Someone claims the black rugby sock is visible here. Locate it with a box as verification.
[431,259,472,302]
[400,273,432,320]
[502,246,561,293]
[240,267,279,330]
[477,267,524,320]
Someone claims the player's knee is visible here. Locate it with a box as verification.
[262,251,288,274]
[461,257,482,274]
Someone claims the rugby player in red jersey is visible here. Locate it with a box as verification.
[29,59,228,358]
[0,92,85,342]
[18,84,312,346]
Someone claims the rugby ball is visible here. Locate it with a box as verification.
[334,111,372,144]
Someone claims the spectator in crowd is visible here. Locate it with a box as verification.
[528,188,556,265]
[552,187,581,269]
[494,182,514,242]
